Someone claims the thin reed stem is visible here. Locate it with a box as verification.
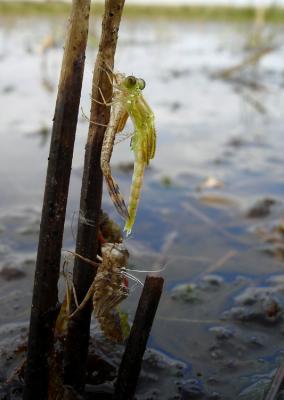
[23,0,91,398]
[63,0,125,393]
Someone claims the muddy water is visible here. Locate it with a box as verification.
[1,15,284,399]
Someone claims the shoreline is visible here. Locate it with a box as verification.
[0,1,284,22]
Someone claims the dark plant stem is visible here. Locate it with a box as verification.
[23,1,90,398]
[264,360,284,400]
[114,276,164,400]
[63,0,125,392]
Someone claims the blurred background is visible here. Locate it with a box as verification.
[1,1,284,398]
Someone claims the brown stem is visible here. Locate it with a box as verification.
[264,360,284,400]
[114,276,164,400]
[23,1,91,399]
[63,0,125,392]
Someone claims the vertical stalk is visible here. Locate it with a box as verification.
[23,1,90,398]
[63,0,125,392]
[114,276,164,400]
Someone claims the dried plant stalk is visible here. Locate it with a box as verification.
[23,1,91,398]
[63,0,126,392]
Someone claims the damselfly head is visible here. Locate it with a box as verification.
[124,75,137,88]
[123,75,145,91]
[137,78,145,90]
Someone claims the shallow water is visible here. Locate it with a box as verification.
[0,15,284,399]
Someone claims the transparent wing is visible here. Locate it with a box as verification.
[116,109,129,133]
[135,95,156,165]
[114,130,134,145]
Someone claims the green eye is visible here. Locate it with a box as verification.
[138,78,146,90]
[124,75,137,88]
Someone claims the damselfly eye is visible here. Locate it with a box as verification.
[138,79,146,90]
[125,75,137,88]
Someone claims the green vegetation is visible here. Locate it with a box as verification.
[0,1,72,15]
[125,4,284,22]
[0,1,284,22]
